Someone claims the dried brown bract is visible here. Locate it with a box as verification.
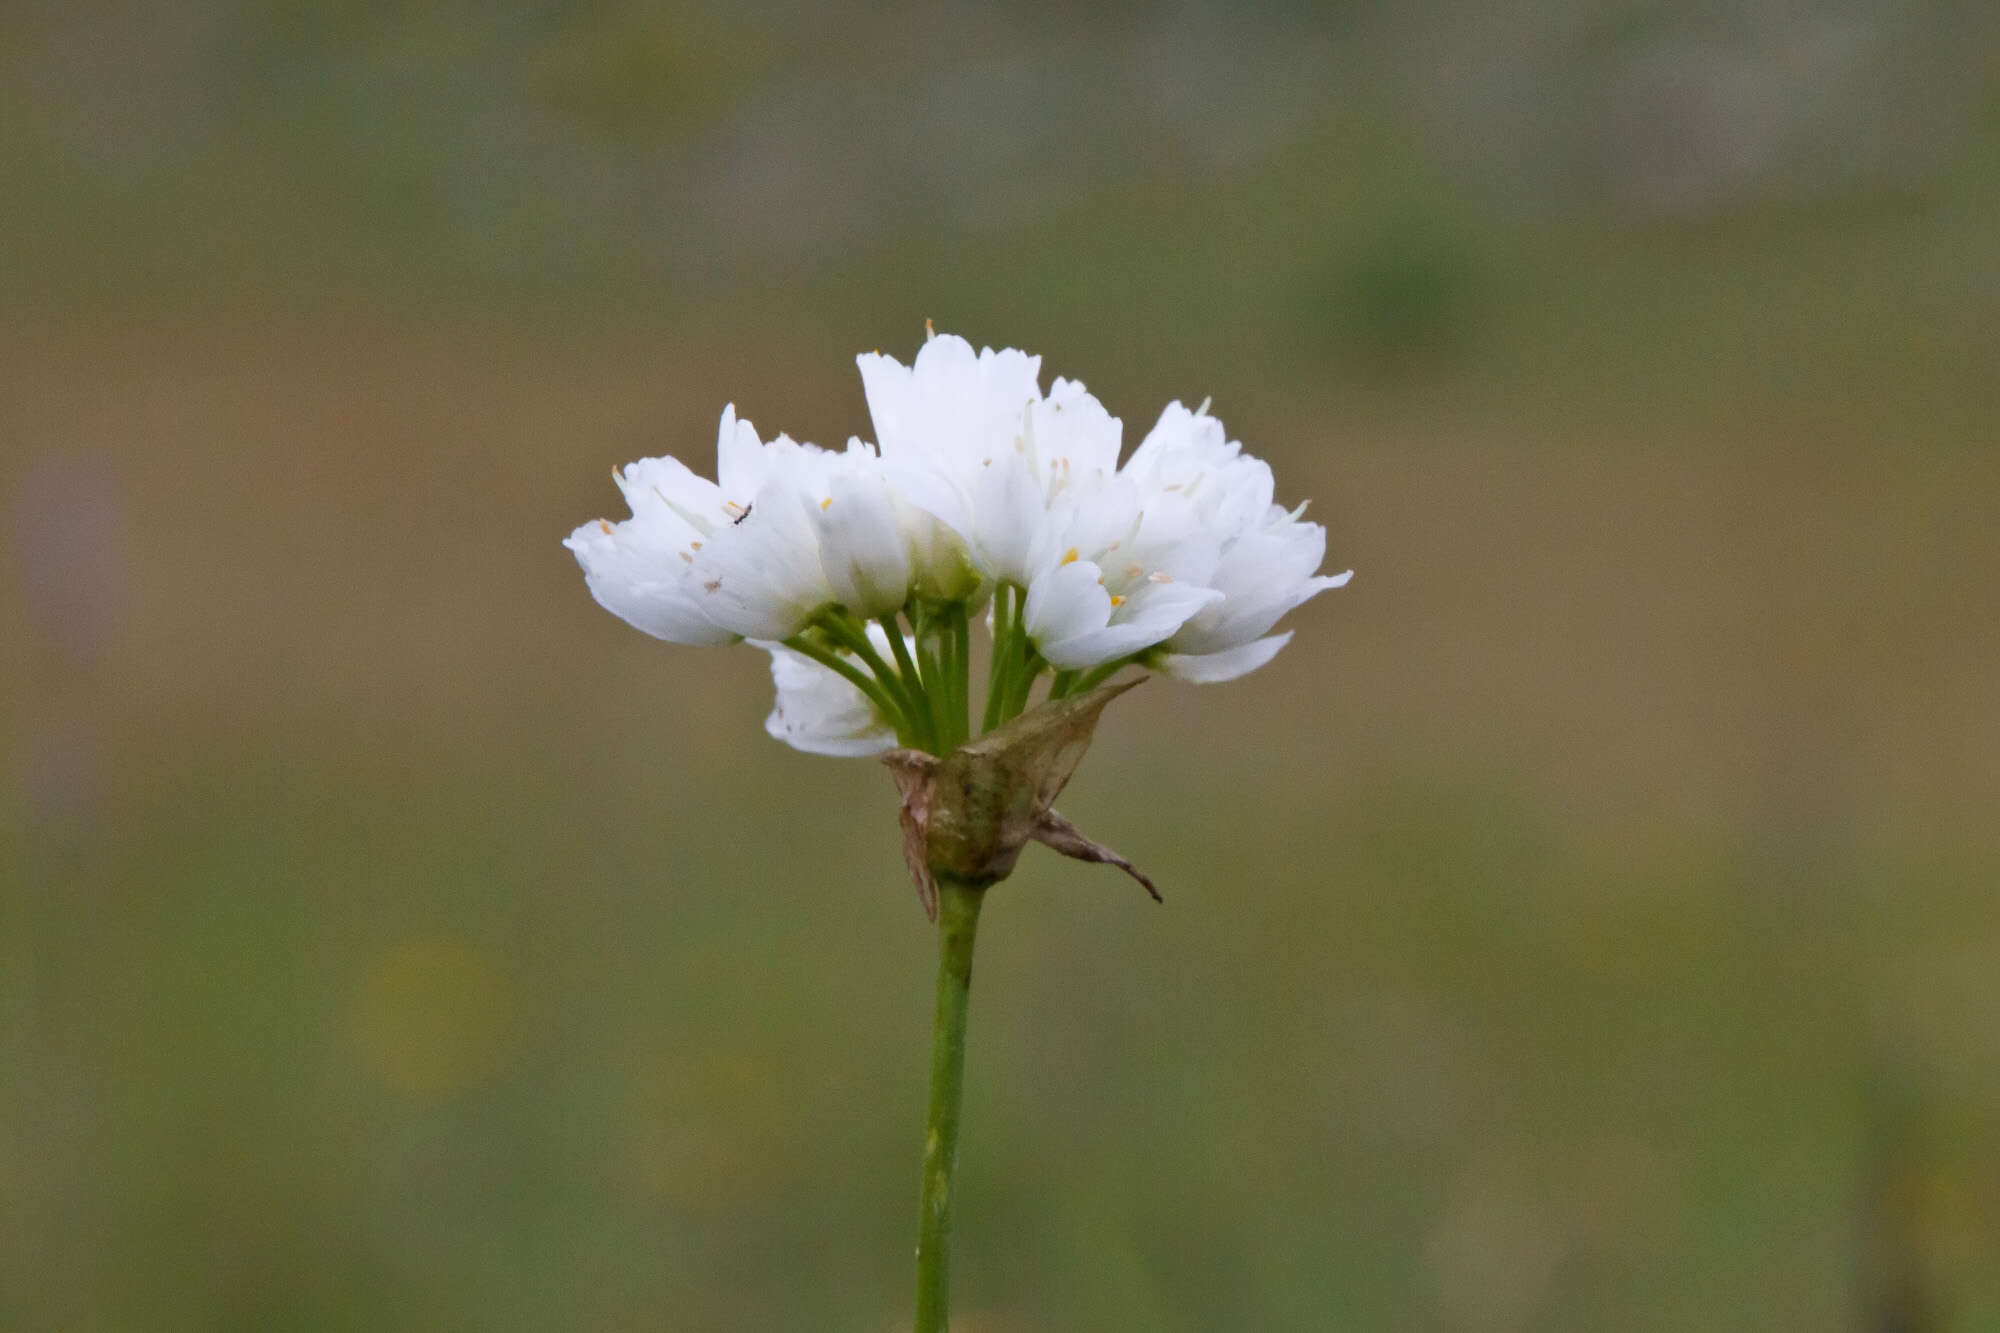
[881,680,1161,919]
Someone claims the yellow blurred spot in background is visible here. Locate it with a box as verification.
[348,940,513,1103]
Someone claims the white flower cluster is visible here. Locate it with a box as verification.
[566,331,1350,757]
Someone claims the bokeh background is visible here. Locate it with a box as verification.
[6,2,1998,1328]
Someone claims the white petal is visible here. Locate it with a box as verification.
[1169,568,1349,656]
[860,335,1041,471]
[689,472,834,640]
[1022,558,1112,649]
[811,458,912,618]
[714,405,769,500]
[1029,377,1122,481]
[1156,631,1295,684]
[563,519,735,646]
[968,451,1047,585]
[880,454,972,535]
[1038,578,1222,669]
[763,646,896,757]
[617,455,728,533]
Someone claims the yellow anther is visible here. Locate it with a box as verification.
[1124,563,1143,578]
[925,317,936,339]
[598,519,613,534]
[1109,594,1125,608]
[819,496,833,510]
[1060,547,1079,566]
[1149,571,1174,583]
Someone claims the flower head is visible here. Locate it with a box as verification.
[567,328,1350,757]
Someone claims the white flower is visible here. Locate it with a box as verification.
[857,333,1042,477]
[1140,412,1352,683]
[762,627,901,757]
[1121,400,1276,540]
[860,337,1125,588]
[799,444,916,620]
[1017,474,1225,669]
[678,415,844,641]
[561,408,777,646]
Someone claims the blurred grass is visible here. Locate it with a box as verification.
[6,2,2000,1329]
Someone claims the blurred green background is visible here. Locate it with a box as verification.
[5,2,1998,1329]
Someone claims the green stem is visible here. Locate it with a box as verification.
[844,608,928,748]
[915,876,984,1333]
[951,606,971,745]
[913,611,952,751]
[934,609,958,749]
[981,585,1016,735]
[1005,648,1044,722]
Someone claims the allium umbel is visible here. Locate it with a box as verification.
[565,329,1350,1330]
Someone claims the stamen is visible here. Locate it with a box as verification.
[819,496,833,511]
[679,551,693,564]
[1195,396,1213,417]
[690,540,702,550]
[703,579,721,592]
[924,318,936,341]
[1124,563,1143,578]
[1060,547,1079,566]
[598,520,613,535]
[1149,571,1174,583]
[1109,594,1125,608]
[723,499,748,517]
